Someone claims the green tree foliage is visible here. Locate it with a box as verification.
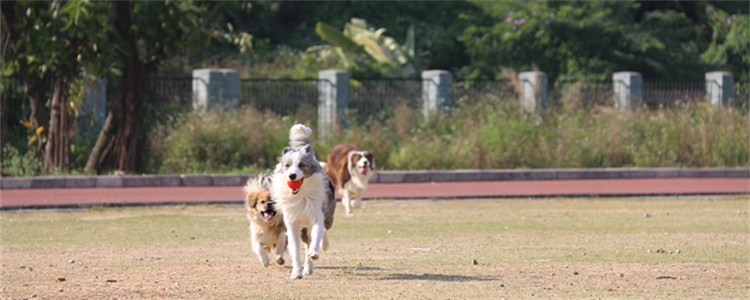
[174,1,474,76]
[701,5,749,79]
[458,1,747,81]
[3,0,253,175]
[2,0,113,171]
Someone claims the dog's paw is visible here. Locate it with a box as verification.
[308,251,319,260]
[290,269,303,280]
[276,257,285,265]
[259,257,270,267]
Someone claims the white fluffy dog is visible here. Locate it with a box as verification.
[271,124,335,279]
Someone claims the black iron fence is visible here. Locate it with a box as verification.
[454,79,517,106]
[239,78,318,117]
[4,75,748,123]
[642,80,705,107]
[733,81,750,108]
[549,79,613,107]
[144,77,196,107]
[349,78,421,122]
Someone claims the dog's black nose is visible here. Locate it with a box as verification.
[288,174,296,180]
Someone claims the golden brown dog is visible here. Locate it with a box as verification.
[243,174,286,267]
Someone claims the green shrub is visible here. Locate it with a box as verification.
[1,144,45,177]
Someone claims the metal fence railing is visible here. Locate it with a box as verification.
[239,79,319,117]
[453,79,517,107]
[642,80,705,107]
[549,79,613,107]
[144,77,196,107]
[349,78,422,122]
[734,81,749,108]
[4,76,747,128]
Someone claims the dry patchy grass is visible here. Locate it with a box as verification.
[1,197,749,299]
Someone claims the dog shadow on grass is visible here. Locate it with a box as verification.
[378,273,497,282]
[315,266,496,282]
[316,266,388,272]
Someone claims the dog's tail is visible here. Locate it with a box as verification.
[288,123,312,149]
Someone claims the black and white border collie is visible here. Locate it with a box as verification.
[271,124,335,279]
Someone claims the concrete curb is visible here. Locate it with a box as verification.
[370,168,750,183]
[1,168,747,190]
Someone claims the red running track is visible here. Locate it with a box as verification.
[1,178,748,209]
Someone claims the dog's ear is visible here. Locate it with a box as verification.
[365,152,375,169]
[245,191,258,209]
[282,146,294,155]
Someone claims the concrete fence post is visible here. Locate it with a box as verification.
[518,71,547,114]
[705,71,734,107]
[421,70,452,117]
[192,69,240,113]
[613,72,643,111]
[318,70,349,138]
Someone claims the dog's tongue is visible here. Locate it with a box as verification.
[287,178,303,192]
[263,212,275,221]
[359,166,368,176]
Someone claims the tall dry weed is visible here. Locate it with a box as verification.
[151,106,291,173]
[148,95,748,173]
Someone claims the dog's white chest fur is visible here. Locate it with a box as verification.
[271,172,328,227]
[345,171,369,194]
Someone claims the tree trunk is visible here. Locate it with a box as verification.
[84,111,113,174]
[108,60,146,173]
[27,75,50,155]
[44,77,70,172]
[85,1,149,174]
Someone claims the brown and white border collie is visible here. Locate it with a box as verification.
[322,144,375,217]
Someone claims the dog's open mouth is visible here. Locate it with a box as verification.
[359,166,368,176]
[287,178,304,195]
[261,210,276,221]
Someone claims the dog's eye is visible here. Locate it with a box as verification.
[285,163,291,168]
[298,162,306,168]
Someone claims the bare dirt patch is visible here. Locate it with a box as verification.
[1,198,748,298]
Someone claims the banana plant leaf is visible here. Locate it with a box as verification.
[315,22,365,54]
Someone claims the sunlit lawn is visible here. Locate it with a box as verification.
[2,197,748,299]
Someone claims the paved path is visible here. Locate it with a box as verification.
[2,178,748,209]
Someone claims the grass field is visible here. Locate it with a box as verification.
[1,197,748,299]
